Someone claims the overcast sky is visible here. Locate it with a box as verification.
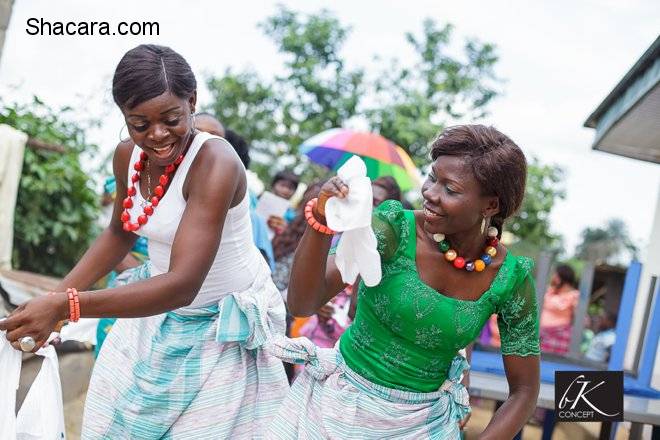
[1,0,659,258]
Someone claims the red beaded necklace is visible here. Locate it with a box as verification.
[120,150,184,232]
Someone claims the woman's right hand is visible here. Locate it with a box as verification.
[316,177,349,219]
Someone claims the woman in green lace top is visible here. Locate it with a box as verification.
[270,125,540,439]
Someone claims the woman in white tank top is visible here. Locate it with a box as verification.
[0,44,288,439]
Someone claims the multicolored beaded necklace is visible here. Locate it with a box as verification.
[432,226,499,272]
[119,150,184,232]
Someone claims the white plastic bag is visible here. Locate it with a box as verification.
[0,332,22,439]
[0,333,66,439]
[16,345,66,439]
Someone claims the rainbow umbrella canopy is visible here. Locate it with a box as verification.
[300,128,421,191]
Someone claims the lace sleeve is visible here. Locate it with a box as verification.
[371,200,405,261]
[497,257,541,357]
[329,200,405,261]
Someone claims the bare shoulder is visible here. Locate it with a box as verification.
[185,136,245,202]
[112,139,136,182]
[192,136,243,176]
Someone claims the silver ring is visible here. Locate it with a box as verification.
[19,336,36,352]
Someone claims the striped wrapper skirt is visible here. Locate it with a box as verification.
[266,336,471,439]
[81,261,289,439]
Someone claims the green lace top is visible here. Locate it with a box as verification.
[337,201,540,392]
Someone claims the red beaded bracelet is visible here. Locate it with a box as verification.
[66,288,80,322]
[304,198,335,235]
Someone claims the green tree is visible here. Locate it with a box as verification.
[0,97,100,277]
[366,20,500,165]
[206,6,363,180]
[507,159,565,251]
[575,219,638,265]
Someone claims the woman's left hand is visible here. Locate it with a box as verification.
[0,293,68,352]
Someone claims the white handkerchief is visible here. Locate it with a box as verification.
[325,156,382,287]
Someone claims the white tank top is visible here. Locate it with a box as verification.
[125,131,263,308]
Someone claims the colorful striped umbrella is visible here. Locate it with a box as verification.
[300,128,421,191]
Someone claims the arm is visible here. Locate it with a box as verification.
[53,141,139,292]
[1,139,244,348]
[287,177,348,316]
[479,355,540,439]
[481,257,540,438]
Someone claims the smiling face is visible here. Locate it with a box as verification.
[421,155,499,236]
[122,91,196,167]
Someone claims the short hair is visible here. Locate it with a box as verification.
[431,124,527,234]
[272,170,299,190]
[372,176,402,202]
[112,44,196,109]
[224,129,250,169]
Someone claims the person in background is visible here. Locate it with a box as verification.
[194,113,275,270]
[585,311,617,362]
[193,112,225,137]
[267,170,300,233]
[371,176,402,207]
[539,264,580,355]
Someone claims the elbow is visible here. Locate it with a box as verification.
[510,381,540,406]
[286,287,316,317]
[286,300,315,318]
[171,277,203,309]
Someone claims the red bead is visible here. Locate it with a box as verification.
[127,186,136,196]
[151,196,160,207]
[133,161,144,171]
[165,164,175,173]
[123,221,132,231]
[131,173,140,183]
[174,155,184,165]
[453,257,466,269]
[143,205,154,215]
[159,175,169,186]
[122,197,133,209]
[137,215,148,225]
[140,151,148,161]
[120,211,130,222]
[154,185,164,197]
[129,223,139,231]
[488,238,499,247]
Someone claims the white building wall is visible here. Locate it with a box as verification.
[623,185,660,388]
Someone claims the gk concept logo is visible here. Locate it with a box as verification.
[555,371,623,422]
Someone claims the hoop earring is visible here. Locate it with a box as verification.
[118,124,129,142]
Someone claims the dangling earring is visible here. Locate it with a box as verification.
[118,124,129,142]
[433,233,445,242]
[480,216,486,235]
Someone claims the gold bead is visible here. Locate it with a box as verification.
[485,246,497,257]
[445,249,457,261]
[474,260,486,272]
